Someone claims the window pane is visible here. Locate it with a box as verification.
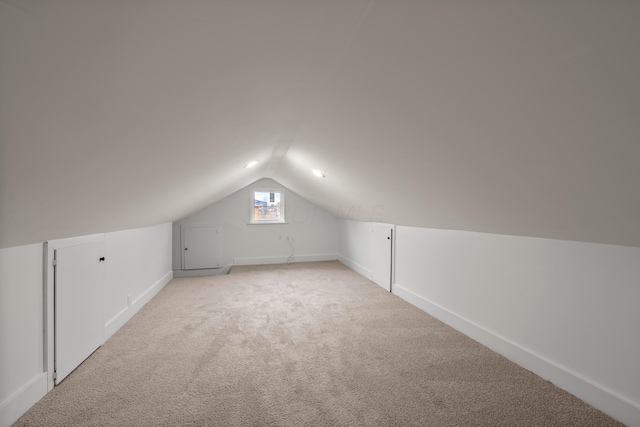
[253,191,281,221]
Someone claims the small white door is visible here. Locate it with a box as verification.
[55,241,104,384]
[182,224,220,270]
[371,225,393,291]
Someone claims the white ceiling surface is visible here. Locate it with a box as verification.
[1,1,640,249]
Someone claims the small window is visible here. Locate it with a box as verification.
[250,188,285,224]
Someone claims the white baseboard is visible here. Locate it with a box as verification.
[233,253,337,266]
[104,270,173,340]
[338,255,372,279]
[294,253,338,262]
[173,265,232,277]
[0,372,48,427]
[393,283,640,427]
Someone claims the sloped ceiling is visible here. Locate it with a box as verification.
[1,0,640,249]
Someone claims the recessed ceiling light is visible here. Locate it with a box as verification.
[244,160,258,168]
[312,169,325,178]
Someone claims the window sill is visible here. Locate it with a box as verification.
[248,221,288,225]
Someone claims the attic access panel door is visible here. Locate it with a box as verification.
[55,241,104,384]
[371,225,393,292]
[182,224,220,270]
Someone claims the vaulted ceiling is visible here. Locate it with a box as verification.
[2,0,640,249]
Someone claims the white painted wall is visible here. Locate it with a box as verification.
[392,227,640,426]
[173,178,338,272]
[0,223,173,427]
[338,222,640,426]
[337,219,398,283]
[103,223,173,339]
[0,244,47,427]
[337,219,372,278]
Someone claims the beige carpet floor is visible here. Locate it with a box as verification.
[15,261,622,426]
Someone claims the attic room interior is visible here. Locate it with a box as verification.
[1,0,639,426]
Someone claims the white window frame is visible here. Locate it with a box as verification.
[249,187,286,224]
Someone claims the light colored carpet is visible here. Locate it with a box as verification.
[15,261,622,426]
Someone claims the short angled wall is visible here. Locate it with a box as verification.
[337,220,640,426]
[0,373,47,427]
[393,226,640,427]
[337,219,373,279]
[104,270,173,340]
[337,254,371,279]
[102,224,173,341]
[1,223,173,427]
[0,244,45,427]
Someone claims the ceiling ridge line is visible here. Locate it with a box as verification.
[265,0,377,179]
